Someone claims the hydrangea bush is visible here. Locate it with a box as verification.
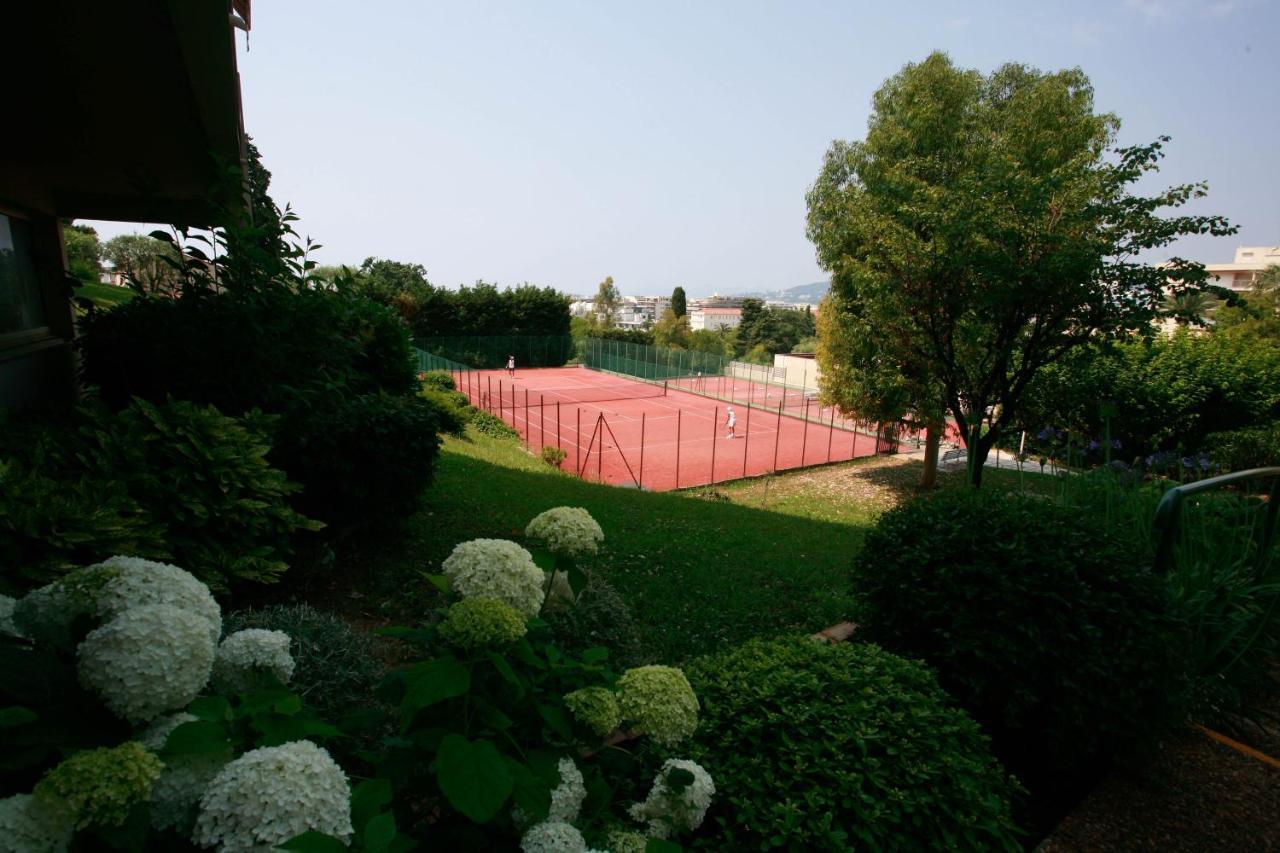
[370,512,714,849]
[211,628,296,693]
[0,555,400,852]
[525,507,605,559]
[442,538,546,617]
[193,741,353,851]
[628,759,716,839]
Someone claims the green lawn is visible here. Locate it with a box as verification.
[324,427,1047,663]
[74,281,135,309]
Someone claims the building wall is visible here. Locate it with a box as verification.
[773,353,821,390]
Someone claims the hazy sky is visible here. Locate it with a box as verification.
[89,0,1278,297]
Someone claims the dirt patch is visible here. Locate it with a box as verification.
[1040,727,1280,852]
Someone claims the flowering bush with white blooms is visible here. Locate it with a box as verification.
[34,742,163,830]
[616,666,700,746]
[525,507,605,559]
[607,830,649,853]
[138,713,229,834]
[88,557,222,645]
[520,819,589,853]
[548,758,587,823]
[442,538,546,617]
[212,629,296,693]
[11,556,221,647]
[193,740,353,852]
[0,793,74,853]
[628,759,715,839]
[76,604,215,723]
[438,598,528,649]
[564,686,621,737]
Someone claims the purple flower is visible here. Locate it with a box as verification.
[1088,439,1101,451]
[1112,439,1122,450]
[1181,457,1194,469]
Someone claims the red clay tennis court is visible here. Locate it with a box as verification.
[451,366,889,491]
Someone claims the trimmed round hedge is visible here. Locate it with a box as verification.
[686,636,1021,850]
[854,488,1188,789]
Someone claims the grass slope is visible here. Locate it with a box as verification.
[74,282,134,309]
[339,429,869,661]
[327,427,1047,662]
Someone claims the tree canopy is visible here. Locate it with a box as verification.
[805,51,1234,484]
[593,276,621,328]
[671,286,687,318]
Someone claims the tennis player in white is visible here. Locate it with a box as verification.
[725,406,737,439]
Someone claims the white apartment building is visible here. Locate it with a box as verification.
[690,306,742,331]
[1201,246,1279,293]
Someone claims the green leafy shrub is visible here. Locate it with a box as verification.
[1206,422,1280,472]
[854,488,1188,794]
[544,576,646,667]
[685,636,1020,850]
[0,460,167,587]
[0,400,320,590]
[418,386,471,436]
[79,288,417,417]
[541,445,568,468]
[419,369,456,392]
[223,604,387,725]
[470,410,518,439]
[272,392,441,526]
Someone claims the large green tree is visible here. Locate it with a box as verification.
[671,286,687,318]
[62,223,102,285]
[805,51,1233,485]
[593,276,621,328]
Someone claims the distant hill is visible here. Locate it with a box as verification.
[734,280,829,304]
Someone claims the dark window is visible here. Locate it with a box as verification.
[0,213,46,335]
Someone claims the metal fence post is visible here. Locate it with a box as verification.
[800,398,810,466]
[710,406,718,484]
[639,413,646,490]
[597,414,604,483]
[539,394,545,450]
[773,401,783,471]
[524,390,529,448]
[576,408,581,475]
[742,403,752,478]
[556,402,561,450]
[827,404,835,463]
[675,410,682,489]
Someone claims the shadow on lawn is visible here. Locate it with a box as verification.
[305,432,868,663]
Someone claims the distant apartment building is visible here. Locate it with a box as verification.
[688,294,744,312]
[1201,246,1279,293]
[690,306,742,331]
[569,299,596,319]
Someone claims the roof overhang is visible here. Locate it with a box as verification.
[0,1,249,225]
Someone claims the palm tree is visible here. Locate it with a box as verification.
[1160,289,1220,327]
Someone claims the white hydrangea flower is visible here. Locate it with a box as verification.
[520,820,587,853]
[12,557,221,647]
[91,557,222,646]
[628,759,715,839]
[442,539,545,617]
[139,713,228,834]
[212,629,295,693]
[0,594,21,638]
[193,741,352,852]
[77,605,215,723]
[525,507,605,559]
[549,758,587,823]
[0,793,74,853]
[11,583,82,646]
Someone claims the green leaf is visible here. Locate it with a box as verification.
[536,702,573,741]
[401,658,470,728]
[435,735,513,823]
[580,647,609,665]
[646,841,683,853]
[162,720,232,758]
[507,759,551,824]
[363,812,397,853]
[486,652,523,690]
[423,573,451,593]
[350,778,393,835]
[185,695,232,723]
[277,830,349,852]
[568,567,589,598]
[0,706,38,729]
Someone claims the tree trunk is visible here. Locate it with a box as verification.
[919,424,941,489]
[966,429,998,487]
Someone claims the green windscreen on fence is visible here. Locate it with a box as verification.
[581,337,734,380]
[416,335,575,369]
[415,348,471,374]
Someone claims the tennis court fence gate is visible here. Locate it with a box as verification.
[417,347,904,490]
